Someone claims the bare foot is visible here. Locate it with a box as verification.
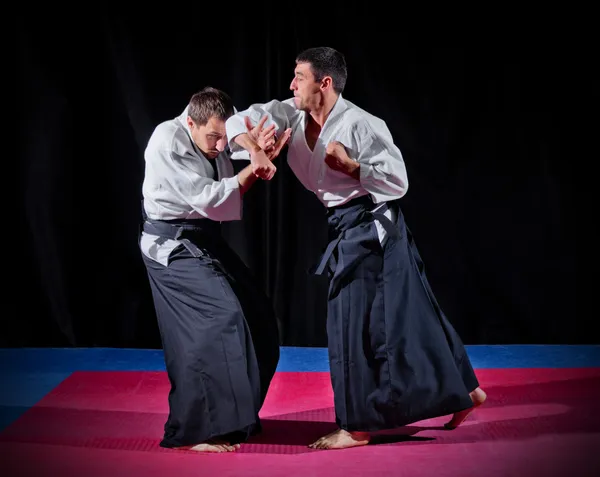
[445,387,487,429]
[308,429,370,450]
[181,440,241,453]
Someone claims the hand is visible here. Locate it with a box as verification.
[243,115,292,180]
[250,148,276,180]
[265,127,292,161]
[249,128,291,180]
[324,141,360,179]
[245,116,277,153]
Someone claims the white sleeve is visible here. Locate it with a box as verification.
[225,99,297,160]
[351,119,409,202]
[171,150,242,221]
[144,142,243,222]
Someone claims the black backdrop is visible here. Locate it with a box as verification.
[12,14,580,349]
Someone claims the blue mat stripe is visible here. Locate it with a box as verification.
[0,371,72,432]
[0,345,599,373]
[1,346,599,433]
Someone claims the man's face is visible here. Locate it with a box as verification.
[290,61,322,111]
[188,116,228,159]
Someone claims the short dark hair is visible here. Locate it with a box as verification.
[187,86,234,125]
[295,47,347,94]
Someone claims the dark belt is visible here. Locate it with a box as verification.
[313,198,400,276]
[143,218,221,259]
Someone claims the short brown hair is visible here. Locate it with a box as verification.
[187,86,234,125]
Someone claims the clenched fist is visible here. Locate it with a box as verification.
[324,141,360,179]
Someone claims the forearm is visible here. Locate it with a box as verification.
[359,161,408,201]
[349,161,360,180]
[226,99,295,159]
[352,126,408,200]
[233,133,261,154]
[237,164,260,195]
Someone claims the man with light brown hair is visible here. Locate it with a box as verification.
[140,86,290,452]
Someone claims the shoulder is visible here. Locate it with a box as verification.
[250,98,299,116]
[343,100,392,142]
[281,97,298,111]
[343,99,386,128]
[146,117,193,159]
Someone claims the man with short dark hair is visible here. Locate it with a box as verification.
[140,86,290,452]
[226,48,486,450]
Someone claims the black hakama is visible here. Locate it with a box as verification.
[141,219,280,447]
[314,195,479,432]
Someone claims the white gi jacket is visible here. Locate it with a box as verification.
[140,107,242,266]
[225,94,409,242]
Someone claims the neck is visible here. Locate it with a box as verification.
[309,93,339,127]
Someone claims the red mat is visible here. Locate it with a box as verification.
[1,369,599,476]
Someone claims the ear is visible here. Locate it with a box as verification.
[186,116,195,129]
[320,76,333,91]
